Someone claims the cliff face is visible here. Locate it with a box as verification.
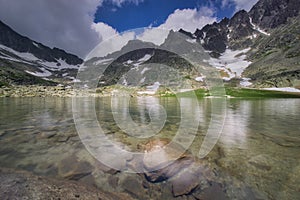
[249,0,300,30]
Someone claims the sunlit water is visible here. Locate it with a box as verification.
[0,97,299,199]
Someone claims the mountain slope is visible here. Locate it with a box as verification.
[244,15,300,87]
[0,20,83,86]
[81,31,209,90]
[83,0,300,89]
[249,0,300,30]
[0,58,55,86]
[184,0,300,88]
[0,20,82,65]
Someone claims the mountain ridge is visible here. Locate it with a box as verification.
[0,20,83,65]
[0,20,84,86]
[180,0,300,88]
[0,0,299,89]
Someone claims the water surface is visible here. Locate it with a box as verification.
[0,97,299,199]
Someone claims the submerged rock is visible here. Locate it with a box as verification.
[192,182,228,200]
[145,156,194,183]
[121,176,146,199]
[171,163,202,197]
[141,139,194,181]
[58,155,94,180]
[140,138,215,197]
[248,154,272,171]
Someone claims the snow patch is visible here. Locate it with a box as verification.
[141,67,150,75]
[138,82,160,95]
[0,44,40,61]
[227,34,231,40]
[138,54,152,62]
[0,55,33,65]
[133,54,153,68]
[247,34,258,40]
[94,58,113,65]
[195,76,206,82]
[140,77,146,83]
[32,42,40,48]
[186,39,197,44]
[261,87,300,93]
[0,44,79,71]
[205,48,252,79]
[25,68,52,77]
[249,17,270,36]
[72,78,81,83]
[122,78,128,86]
[240,78,252,87]
[125,60,133,64]
[41,59,78,70]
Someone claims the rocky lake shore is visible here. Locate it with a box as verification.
[0,85,192,98]
[1,85,300,98]
[0,168,133,200]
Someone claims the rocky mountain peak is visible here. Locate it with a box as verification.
[189,0,300,56]
[228,10,256,44]
[178,29,196,39]
[249,0,300,30]
[229,10,250,26]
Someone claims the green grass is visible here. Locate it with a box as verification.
[225,87,300,98]
[164,87,300,98]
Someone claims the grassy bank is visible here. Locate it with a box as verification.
[225,87,300,98]
[162,87,300,98]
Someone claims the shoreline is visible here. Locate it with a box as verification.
[0,167,133,200]
[0,85,300,98]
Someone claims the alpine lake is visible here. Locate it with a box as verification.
[0,95,299,199]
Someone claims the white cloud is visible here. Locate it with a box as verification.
[87,31,135,59]
[137,7,216,46]
[0,0,103,58]
[0,0,144,58]
[91,6,217,56]
[160,7,216,33]
[92,22,118,41]
[0,1,215,58]
[137,28,170,46]
[109,0,144,7]
[222,0,259,11]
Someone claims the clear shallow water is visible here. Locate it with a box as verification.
[0,97,299,199]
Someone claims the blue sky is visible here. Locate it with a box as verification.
[95,0,236,32]
[0,0,259,57]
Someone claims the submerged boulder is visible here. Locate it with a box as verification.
[140,138,214,197]
[140,138,194,181]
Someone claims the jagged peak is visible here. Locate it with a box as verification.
[178,29,195,39]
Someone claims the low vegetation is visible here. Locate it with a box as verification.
[224,87,300,98]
